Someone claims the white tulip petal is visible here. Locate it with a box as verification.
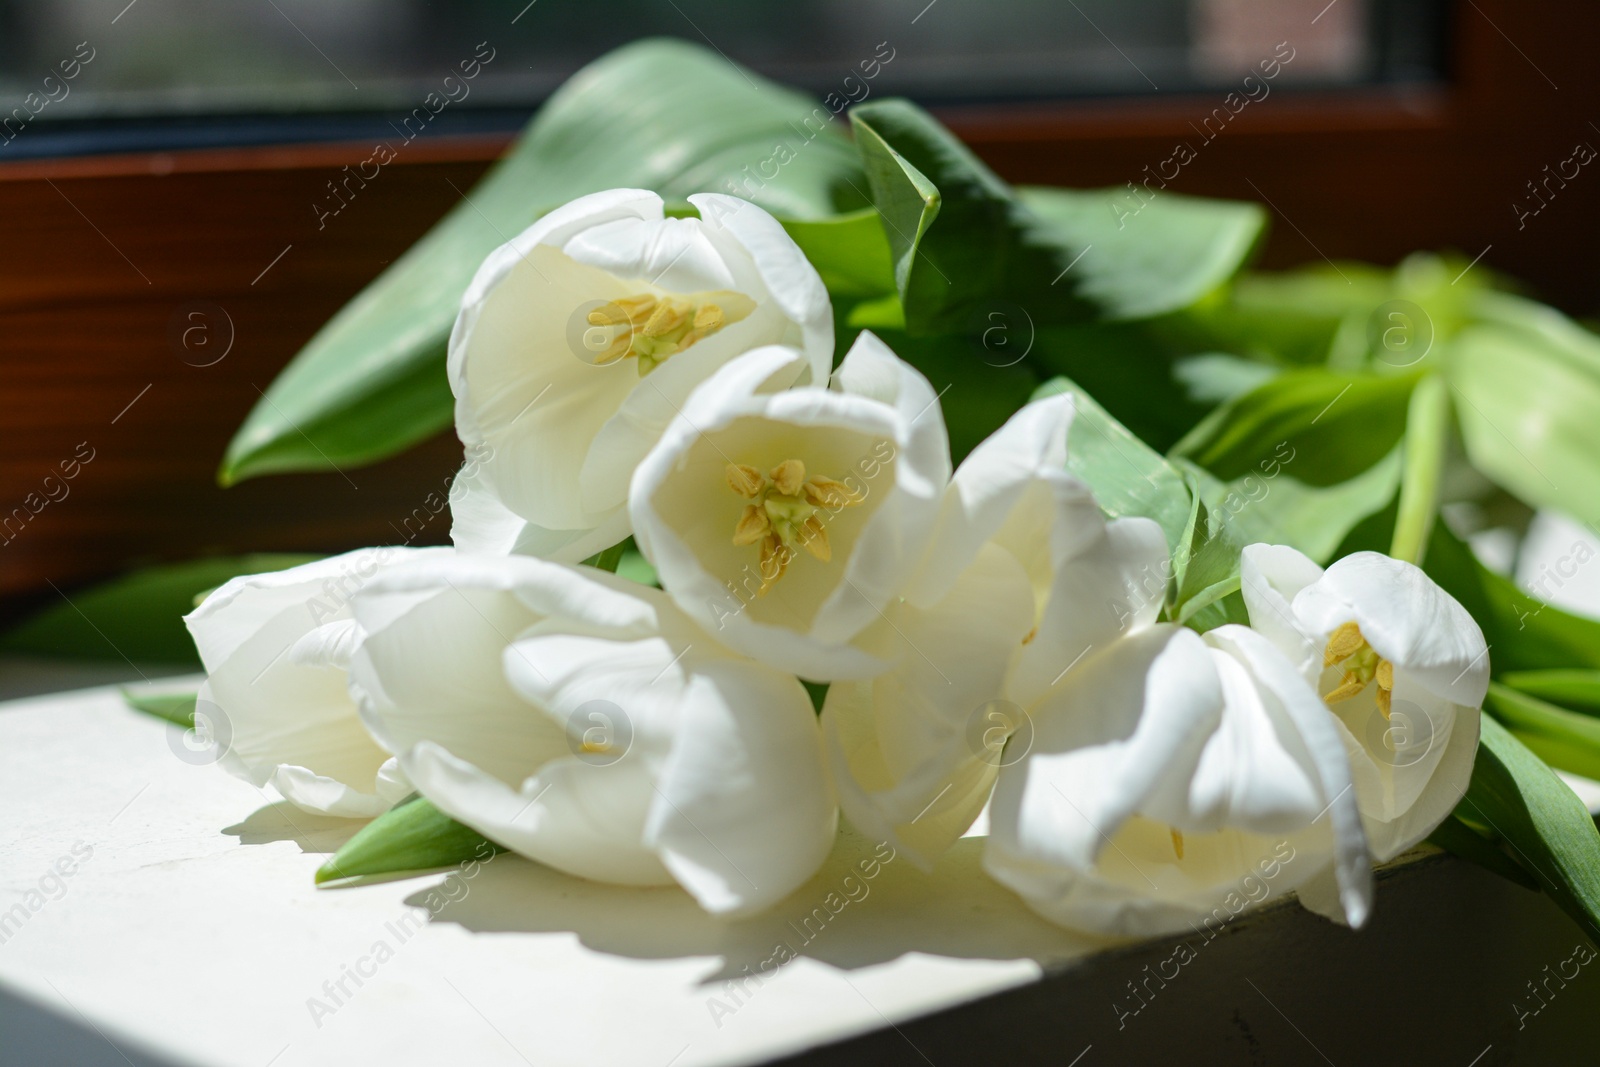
[822,543,1035,868]
[1239,542,1324,679]
[991,626,1223,875]
[902,393,1076,609]
[1208,625,1373,927]
[267,764,391,819]
[648,660,837,915]
[402,740,672,886]
[1293,551,1490,707]
[690,192,832,385]
[1009,516,1170,708]
[183,547,450,816]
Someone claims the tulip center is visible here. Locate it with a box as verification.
[1322,620,1396,719]
[725,459,863,594]
[587,291,738,375]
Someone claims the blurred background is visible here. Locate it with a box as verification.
[0,0,1594,677]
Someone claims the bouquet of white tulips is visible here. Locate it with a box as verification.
[99,40,1600,944]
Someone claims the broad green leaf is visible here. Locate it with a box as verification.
[1017,186,1265,321]
[1424,522,1600,673]
[1486,682,1600,780]
[1032,375,1192,557]
[1452,715,1600,943]
[1188,253,1479,367]
[1447,306,1600,530]
[1199,448,1402,565]
[316,795,501,885]
[1172,367,1419,486]
[0,554,319,664]
[120,688,197,728]
[1501,670,1600,717]
[223,39,865,483]
[849,99,1265,335]
[781,208,896,299]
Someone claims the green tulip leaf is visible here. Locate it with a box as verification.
[1172,367,1419,486]
[1486,681,1600,781]
[120,688,198,728]
[1424,521,1600,674]
[1451,715,1600,944]
[1500,670,1600,717]
[316,795,502,885]
[1448,298,1600,530]
[1032,375,1193,558]
[0,554,320,664]
[848,98,1265,335]
[223,38,865,483]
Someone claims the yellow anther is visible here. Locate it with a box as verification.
[1375,659,1393,691]
[1324,620,1366,667]
[1170,828,1185,860]
[804,476,863,509]
[642,301,685,338]
[1321,621,1396,718]
[694,304,724,330]
[770,459,806,496]
[799,516,831,562]
[733,504,771,546]
[726,464,765,498]
[1325,673,1369,704]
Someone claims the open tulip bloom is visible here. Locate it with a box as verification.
[630,332,952,681]
[448,189,833,562]
[1240,545,1489,868]
[184,547,451,817]
[345,553,836,916]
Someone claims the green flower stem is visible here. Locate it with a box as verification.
[1390,373,1449,566]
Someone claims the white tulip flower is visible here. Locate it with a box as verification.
[183,547,450,817]
[347,554,836,915]
[983,623,1373,938]
[1240,544,1489,864]
[629,332,953,680]
[448,188,832,562]
[820,391,1175,867]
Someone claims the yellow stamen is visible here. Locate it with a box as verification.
[587,291,737,375]
[1325,673,1369,704]
[770,459,806,496]
[804,476,863,509]
[726,457,863,592]
[799,516,831,562]
[1170,828,1185,860]
[726,464,765,498]
[1320,621,1396,717]
[733,504,771,546]
[1323,620,1366,667]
